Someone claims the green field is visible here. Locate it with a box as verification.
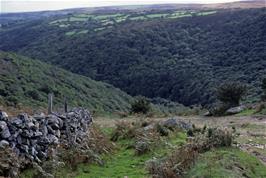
[49,10,217,34]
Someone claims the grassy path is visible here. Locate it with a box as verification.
[76,131,187,178]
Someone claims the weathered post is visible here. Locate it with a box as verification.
[64,97,68,113]
[48,93,53,114]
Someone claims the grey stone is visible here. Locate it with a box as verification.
[0,121,11,138]
[177,120,192,130]
[11,118,23,126]
[20,145,29,153]
[0,140,10,148]
[0,111,8,121]
[226,106,246,115]
[27,122,35,128]
[0,108,93,164]
[18,113,30,122]
[34,131,43,137]
[47,134,59,145]
[163,118,178,128]
[203,111,212,116]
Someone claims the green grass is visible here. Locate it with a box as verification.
[187,148,266,178]
[65,30,88,36]
[169,14,192,19]
[236,109,256,116]
[49,10,217,29]
[146,13,168,18]
[115,15,129,22]
[74,14,94,18]
[75,131,187,178]
[197,11,217,16]
[59,24,70,28]
[94,27,107,31]
[77,149,149,178]
[65,31,76,36]
[94,14,123,20]
[49,18,68,24]
[69,17,88,22]
[77,30,88,34]
[130,16,147,21]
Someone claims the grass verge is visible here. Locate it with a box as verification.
[187,147,266,178]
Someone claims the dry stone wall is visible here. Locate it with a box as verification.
[0,108,93,164]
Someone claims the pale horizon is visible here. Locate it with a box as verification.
[1,0,247,13]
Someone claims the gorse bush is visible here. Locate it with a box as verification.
[130,96,151,114]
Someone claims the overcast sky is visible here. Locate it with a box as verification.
[1,0,243,13]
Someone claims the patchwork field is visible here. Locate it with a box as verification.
[49,10,217,36]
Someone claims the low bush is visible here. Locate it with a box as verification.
[0,147,22,177]
[130,96,151,114]
[255,102,266,114]
[208,103,231,116]
[146,127,234,178]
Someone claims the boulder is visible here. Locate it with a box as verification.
[226,106,246,115]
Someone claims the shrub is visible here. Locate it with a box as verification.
[130,96,151,114]
[6,96,19,106]
[156,124,169,136]
[147,127,234,178]
[25,90,41,100]
[187,129,194,137]
[0,147,21,177]
[208,103,231,116]
[111,121,136,141]
[255,103,266,115]
[216,82,247,107]
[135,141,150,155]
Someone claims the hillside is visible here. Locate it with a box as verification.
[1,8,266,106]
[0,52,133,113]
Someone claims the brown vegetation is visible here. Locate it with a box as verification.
[146,128,233,178]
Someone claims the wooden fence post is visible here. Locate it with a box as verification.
[64,97,68,113]
[48,93,53,114]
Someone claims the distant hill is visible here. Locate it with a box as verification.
[202,0,266,9]
[0,52,133,113]
[0,8,265,106]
